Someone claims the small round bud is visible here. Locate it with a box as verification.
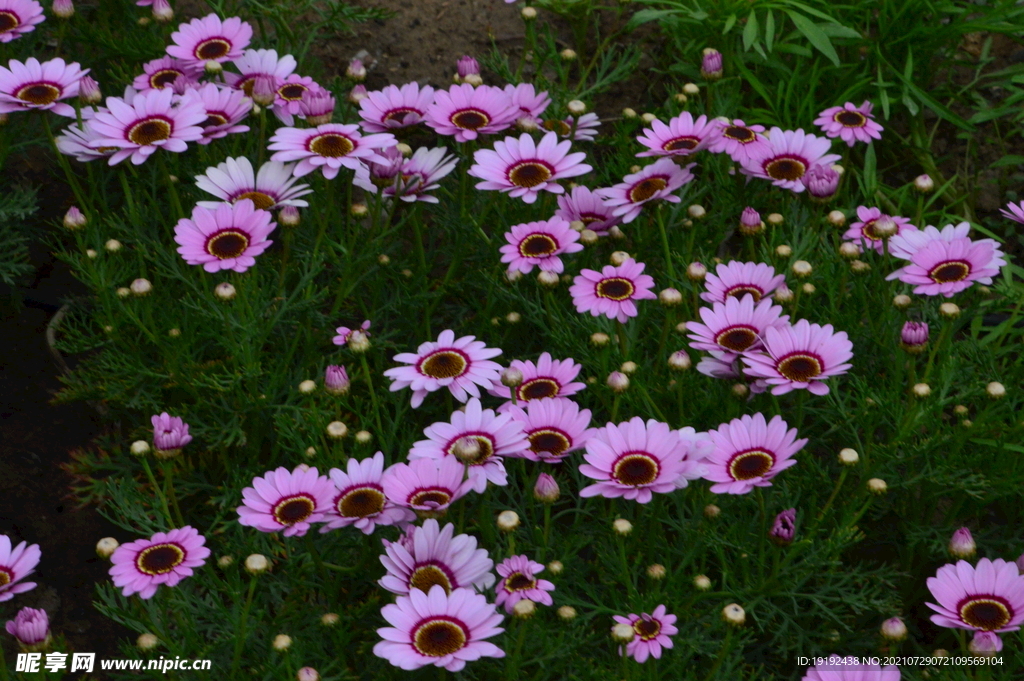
[693,574,712,590]
[298,380,316,394]
[776,244,792,258]
[130,278,152,296]
[590,332,610,347]
[137,633,159,651]
[646,564,666,580]
[619,361,638,375]
[245,554,271,574]
[537,271,560,288]
[217,555,234,568]
[668,351,691,371]
[86,249,97,258]
[688,204,706,219]
[326,421,349,439]
[463,74,483,87]
[766,213,784,227]
[658,287,682,307]
[607,371,629,393]
[609,250,630,266]
[949,527,976,559]
[505,271,521,286]
[354,430,372,445]
[893,294,912,309]
[621,107,637,119]
[497,510,520,532]
[682,83,700,95]
[452,436,483,464]
[272,634,292,651]
[704,504,721,519]
[130,440,150,456]
[304,447,317,459]
[867,478,888,495]
[567,101,587,118]
[880,617,907,642]
[838,448,859,465]
[376,254,391,267]
[96,537,119,558]
[611,622,636,643]
[579,228,598,245]
[986,382,1006,399]
[914,174,934,193]
[105,239,122,253]
[873,216,897,238]
[547,560,563,575]
[954,404,969,417]
[501,367,524,388]
[278,206,300,226]
[686,262,707,281]
[167,327,180,338]
[521,6,537,19]
[912,383,931,398]
[204,59,222,75]
[348,329,371,353]
[505,312,521,324]
[839,242,860,260]
[214,282,236,301]
[774,285,794,303]
[320,613,339,626]
[557,605,577,620]
[512,599,536,618]
[350,203,368,217]
[722,603,746,626]
[63,206,87,230]
[561,49,578,62]
[939,302,960,319]
[137,16,150,25]
[395,142,412,157]
[116,287,131,299]
[791,260,812,278]
[640,113,657,124]
[933,649,949,658]
[608,225,625,240]
[827,210,847,227]
[849,260,869,275]
[534,473,560,503]
[801,283,817,296]
[297,667,320,681]
[612,518,633,535]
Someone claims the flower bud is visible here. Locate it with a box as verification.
[646,563,666,580]
[682,83,700,96]
[506,311,521,324]
[693,574,711,590]
[298,380,317,394]
[608,225,625,239]
[297,667,320,681]
[78,76,101,105]
[151,0,172,22]
[949,527,976,559]
[354,431,371,445]
[619,361,637,375]
[939,302,960,319]
[547,560,563,575]
[791,260,812,278]
[686,262,707,281]
[606,371,629,393]
[893,294,912,309]
[273,634,293,651]
[501,367,524,388]
[880,617,907,642]
[668,351,691,371]
[96,537,119,558]
[130,278,153,296]
[659,287,682,306]
[105,238,122,252]
[590,332,610,347]
[700,48,723,81]
[137,633,159,651]
[5,607,51,651]
[688,204,706,219]
[346,58,367,81]
[512,599,536,619]
[611,622,635,643]
[204,60,222,76]
[63,206,86,229]
[621,107,637,119]
[774,285,794,303]
[86,249,97,258]
[912,383,931,398]
[968,631,1002,657]
[838,448,859,465]
[704,504,721,519]
[867,478,888,495]
[214,282,236,300]
[347,84,368,104]
[839,242,860,260]
[986,382,1006,399]
[537,270,560,288]
[561,48,578,62]
[900,321,929,354]
[251,75,277,106]
[722,603,745,626]
[769,508,796,546]
[348,329,371,353]
[827,210,847,227]
[497,510,520,532]
[245,553,271,574]
[521,6,537,19]
[775,244,792,258]
[914,174,934,193]
[320,613,339,626]
[534,473,560,503]
[217,555,234,568]
[130,440,150,456]
[324,365,350,395]
[557,605,577,620]
[612,518,632,535]
[326,421,349,439]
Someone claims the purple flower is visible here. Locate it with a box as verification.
[0,536,40,602]
[926,558,1024,632]
[456,56,480,78]
[109,526,210,599]
[769,508,796,546]
[151,412,192,457]
[5,607,49,649]
[813,101,884,147]
[324,365,350,395]
[805,164,839,200]
[900,322,929,354]
[494,555,554,613]
[949,527,976,558]
[701,49,723,80]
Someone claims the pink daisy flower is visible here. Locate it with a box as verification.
[802,655,900,681]
[87,88,206,165]
[579,417,709,503]
[468,131,592,204]
[741,319,854,396]
[613,605,678,663]
[333,319,371,346]
[381,456,474,517]
[180,83,251,144]
[636,112,719,157]
[885,226,1006,297]
[999,200,1024,224]
[555,185,621,235]
[505,397,595,463]
[271,74,327,126]
[195,156,311,210]
[223,48,296,97]
[0,57,87,118]
[174,200,275,273]
[166,14,252,69]
[0,535,40,602]
[409,398,528,493]
[268,123,396,180]
[843,206,916,254]
[378,519,495,596]
[569,257,657,324]
[707,118,769,163]
[373,585,505,672]
[926,558,1024,633]
[359,82,435,132]
[390,146,459,203]
[488,352,585,404]
[56,121,117,162]
[321,452,415,534]
[703,413,806,494]
[425,83,518,142]
[742,127,841,193]
[383,329,502,408]
[0,0,43,43]
[504,83,551,124]
[236,466,334,537]
[596,158,696,223]
[151,412,192,455]
[563,112,601,141]
[701,261,787,304]
[696,353,742,380]
[687,295,789,359]
[494,555,554,613]
[132,57,198,93]
[887,221,971,259]
[108,526,210,599]
[499,216,583,274]
[814,101,884,147]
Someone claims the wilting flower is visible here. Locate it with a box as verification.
[236,466,335,537]
[742,127,841,193]
[381,456,473,516]
[151,412,193,457]
[132,56,197,93]
[469,131,592,204]
[333,320,371,347]
[900,321,929,353]
[687,295,788,360]
[613,606,678,663]
[56,121,117,162]
[0,535,40,601]
[707,118,768,163]
[504,82,551,125]
[379,519,494,596]
[635,112,719,157]
[0,0,44,43]
[174,200,276,273]
[383,329,502,408]
[321,452,414,534]
[392,146,459,203]
[802,655,900,681]
[500,216,583,274]
[814,101,884,147]
[494,555,554,613]
[195,157,311,210]
[701,261,787,304]
[704,413,805,494]
[769,508,797,546]
[0,57,88,118]
[596,158,696,223]
[926,558,1024,633]
[570,258,657,323]
[741,320,854,396]
[87,88,206,165]
[555,185,621,235]
[223,48,296,97]
[425,83,518,142]
[373,585,505,672]
[108,526,210,599]
[181,83,251,144]
[843,206,916,254]
[166,13,252,69]
[268,123,396,180]
[886,223,1006,297]
[5,607,49,649]
[359,82,435,132]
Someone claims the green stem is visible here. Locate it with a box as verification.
[617,320,629,359]
[231,576,259,677]
[359,354,386,450]
[160,461,185,526]
[656,205,676,279]
[42,114,91,214]
[540,503,552,562]
[140,456,174,526]
[702,628,734,681]
[157,153,184,220]
[812,469,849,531]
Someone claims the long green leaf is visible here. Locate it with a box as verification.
[743,10,759,52]
[723,13,737,34]
[765,9,775,53]
[785,10,839,66]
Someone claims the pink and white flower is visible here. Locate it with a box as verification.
[555,185,621,235]
[359,82,435,132]
[87,88,206,165]
[843,206,916,254]
[333,320,371,346]
[132,57,198,93]
[469,131,592,204]
[195,156,311,210]
[560,112,601,141]
[701,261,786,304]
[999,200,1024,224]
[381,456,474,516]
[166,14,252,69]
[569,257,657,323]
[174,200,275,273]
[271,74,328,125]
[885,223,1006,297]
[741,319,854,396]
[223,48,296,97]
[703,413,806,494]
[425,83,518,142]
[742,127,841,193]
[0,535,40,602]
[268,123,396,180]
[0,0,44,43]
[392,146,459,203]
[0,57,87,118]
[383,329,502,408]
[488,352,585,405]
[504,83,551,124]
[494,555,554,613]
[505,397,595,463]
[613,605,678,663]
[687,295,788,359]
[499,216,583,274]
[926,558,1024,632]
[636,112,719,157]
[321,452,415,534]
[596,158,696,223]
[180,83,251,144]
[706,118,768,163]
[378,519,495,596]
[108,526,210,599]
[56,121,116,162]
[814,101,884,147]
[151,412,192,455]
[236,466,334,537]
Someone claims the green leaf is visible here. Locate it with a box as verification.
[969,439,1024,454]
[878,84,890,119]
[784,11,840,66]
[743,10,759,52]
[862,143,877,195]
[989,155,1024,168]
[733,57,774,112]
[723,13,737,34]
[765,9,775,53]
[626,9,677,31]
[817,24,860,39]
[902,88,920,116]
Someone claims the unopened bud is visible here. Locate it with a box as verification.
[215,282,236,300]
[96,537,119,558]
[273,634,292,651]
[838,448,859,465]
[452,436,483,464]
[682,83,700,96]
[105,239,122,252]
[646,564,666,580]
[914,174,934,193]
[557,605,577,620]
[217,555,234,568]
[640,113,656,124]
[296,668,320,681]
[245,553,270,574]
[827,210,847,227]
[610,250,630,266]
[137,633,159,651]
[704,504,721,519]
[130,440,150,456]
[547,560,563,575]
[622,107,637,119]
[579,228,598,245]
[320,613,339,626]
[521,6,537,19]
[326,421,349,439]
[348,329,371,353]
[534,473,560,503]
[204,60,222,75]
[791,260,812,278]
[278,205,300,226]
[939,302,960,319]
[537,271,560,288]
[512,599,536,618]
[611,622,635,643]
[948,527,976,559]
[298,380,316,394]
[893,294,912,309]
[867,478,888,495]
[501,367,524,387]
[775,244,792,258]
[839,242,860,259]
[668,351,691,371]
[612,518,632,535]
[497,510,520,532]
[590,332,610,347]
[130,278,152,296]
[693,574,711,590]
[606,371,629,393]
[722,603,745,626]
[880,617,907,642]
[912,383,931,398]
[620,361,638,375]
[986,382,1006,399]
[506,311,521,323]
[688,204,706,219]
[686,262,707,281]
[63,206,86,229]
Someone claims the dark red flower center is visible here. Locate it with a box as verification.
[835,110,867,128]
[633,617,661,640]
[135,543,185,575]
[412,617,468,657]
[723,125,755,143]
[505,571,536,592]
[519,377,559,400]
[663,136,699,152]
[958,596,1012,631]
[309,133,354,158]
[612,452,660,486]
[508,161,554,188]
[724,285,764,302]
[382,106,421,122]
[0,11,20,33]
[278,83,308,100]
[776,352,823,383]
[596,277,635,301]
[764,155,808,181]
[628,176,667,203]
[0,566,13,587]
[928,260,971,283]
[127,117,172,145]
[202,112,229,128]
[409,562,455,594]
[728,448,775,481]
[409,488,452,508]
[195,37,230,61]
[233,191,275,211]
[205,229,250,260]
[860,219,881,241]
[151,69,183,89]
[451,108,489,130]
[518,233,558,257]
[337,485,385,518]
[418,349,468,379]
[528,428,571,458]
[715,325,759,352]
[15,82,61,106]
[272,494,316,525]
[543,119,572,136]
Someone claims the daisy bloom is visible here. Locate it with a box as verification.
[569,257,657,324]
[195,156,311,210]
[927,558,1024,633]
[321,452,415,534]
[425,83,517,142]
[383,329,502,408]
[174,200,276,273]
[802,655,900,681]
[546,112,601,141]
[223,48,296,97]
[333,319,371,346]
[885,228,1006,298]
[701,261,787,304]
[687,295,788,359]
[108,526,210,599]
[0,57,87,118]
[469,131,592,204]
[707,118,768,163]
[596,158,695,223]
[613,605,678,663]
[272,74,328,125]
[636,112,719,157]
[0,0,43,43]
[87,88,206,165]
[742,127,841,193]
[381,456,474,517]
[703,413,806,494]
[378,519,495,596]
[494,555,554,613]
[180,83,251,144]
[0,535,40,601]
[408,398,528,493]
[359,82,435,132]
[843,206,916,254]
[151,412,192,456]
[373,585,505,672]
[814,101,884,147]
[886,221,971,259]
[579,417,708,503]
[555,185,621,235]
[268,123,396,180]
[696,353,742,380]
[56,121,116,162]
[132,56,198,93]
[500,216,583,274]
[392,146,459,203]
[236,466,334,537]
[741,319,854,396]
[166,14,252,69]
[488,352,585,404]
[999,200,1024,224]
[505,397,595,463]
[504,82,551,124]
